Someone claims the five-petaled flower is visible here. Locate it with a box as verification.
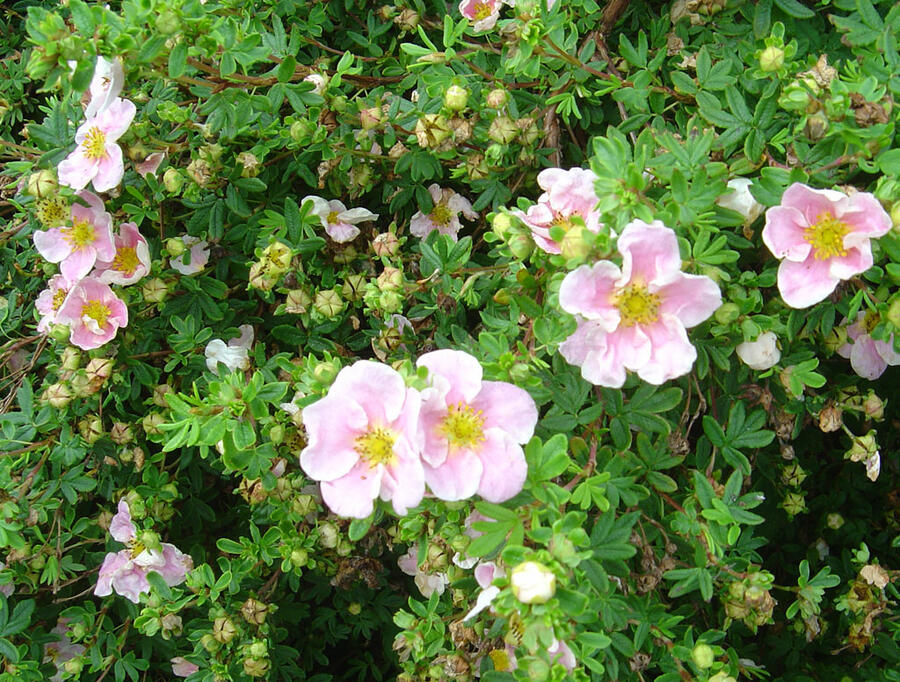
[409,184,478,241]
[35,274,74,334]
[84,56,125,119]
[170,235,210,275]
[559,220,721,387]
[95,500,191,603]
[837,312,900,380]
[417,349,537,502]
[299,361,425,518]
[33,190,116,282]
[55,277,128,350]
[57,98,137,193]
[303,195,378,243]
[205,325,254,375]
[459,0,503,31]
[93,222,151,285]
[510,167,603,254]
[762,183,892,308]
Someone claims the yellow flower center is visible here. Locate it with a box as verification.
[488,649,513,672]
[551,214,575,233]
[112,246,140,275]
[862,310,878,333]
[439,401,486,449]
[804,213,849,259]
[52,287,68,311]
[326,210,340,224]
[82,300,111,329]
[355,426,397,467]
[614,282,660,327]
[473,1,493,20]
[82,126,108,160]
[431,204,453,227]
[35,197,69,228]
[61,218,96,249]
[129,540,146,560]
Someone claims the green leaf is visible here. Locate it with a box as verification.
[348,516,374,541]
[169,43,188,78]
[773,0,815,18]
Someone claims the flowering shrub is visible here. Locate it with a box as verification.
[1,1,899,681]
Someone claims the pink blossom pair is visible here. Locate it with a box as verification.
[95,500,192,603]
[559,220,721,387]
[837,312,899,380]
[299,350,538,518]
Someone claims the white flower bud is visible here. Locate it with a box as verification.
[716,178,764,225]
[509,561,556,605]
[736,331,781,370]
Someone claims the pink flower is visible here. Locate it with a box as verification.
[58,98,136,192]
[95,500,192,603]
[170,235,210,275]
[398,545,449,597]
[559,220,721,387]
[205,324,254,374]
[171,657,200,677]
[463,561,504,621]
[303,195,378,243]
[510,167,602,254]
[410,184,478,241]
[55,277,128,350]
[84,56,125,119]
[416,349,537,502]
[837,312,900,380]
[35,274,74,333]
[299,361,425,518]
[33,190,115,282]
[762,183,892,308]
[44,620,86,682]
[93,222,151,285]
[135,152,166,178]
[459,0,502,31]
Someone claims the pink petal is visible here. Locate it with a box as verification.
[780,183,845,226]
[476,430,527,502]
[109,500,135,543]
[762,205,813,261]
[325,221,360,243]
[842,192,892,240]
[91,144,125,192]
[338,207,378,224]
[95,552,127,597]
[826,245,873,281]
[618,220,683,284]
[329,360,410,425]
[558,262,622,325]
[470,381,537,444]
[33,228,72,263]
[409,212,435,238]
[57,150,94,191]
[559,321,628,388]
[424,447,483,501]
[379,451,426,514]
[635,316,697,384]
[776,257,839,308]
[299,396,367,481]
[849,336,888,379]
[417,349,484,404]
[427,183,442,204]
[95,98,137,140]
[60,248,98,282]
[656,272,721,328]
[320,460,383,518]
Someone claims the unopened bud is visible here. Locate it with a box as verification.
[359,106,383,130]
[110,422,134,445]
[43,382,72,408]
[759,45,785,72]
[491,213,513,239]
[318,522,339,548]
[78,416,103,444]
[488,115,517,144]
[377,266,403,291]
[509,561,556,604]
[444,85,469,111]
[373,231,400,257]
[142,412,166,435]
[486,88,509,108]
[818,402,843,433]
[826,513,844,529]
[241,598,268,625]
[163,167,183,194]
[237,152,260,178]
[415,114,451,148]
[313,289,344,318]
[212,617,237,644]
[691,643,715,669]
[284,289,311,314]
[141,277,170,303]
[290,119,316,144]
[863,391,884,420]
[26,169,58,198]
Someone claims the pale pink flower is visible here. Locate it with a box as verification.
[299,361,425,518]
[398,545,449,597]
[303,73,327,95]
[410,184,478,241]
[33,190,115,282]
[171,657,200,677]
[93,222,151,285]
[510,167,602,254]
[205,325,254,374]
[35,274,75,333]
[762,183,892,308]
[303,195,378,243]
[837,312,900,380]
[135,152,166,178]
[95,500,192,603]
[559,220,721,387]
[56,277,128,350]
[58,98,136,192]
[84,56,125,119]
[459,0,502,31]
[716,177,764,225]
[463,561,504,621]
[170,235,210,275]
[44,620,86,682]
[417,349,537,502]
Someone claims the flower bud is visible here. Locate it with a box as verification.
[781,461,807,487]
[163,167,183,194]
[759,46,785,72]
[886,297,900,327]
[444,85,469,111]
[284,289,311,314]
[201,633,220,652]
[826,512,844,530]
[486,88,509,108]
[342,274,367,302]
[313,289,344,318]
[153,383,174,407]
[161,613,183,638]
[318,522,339,548]
[805,112,829,141]
[559,226,592,261]
[290,119,317,144]
[64,659,84,675]
[781,491,807,517]
[85,357,114,386]
[691,642,715,669]
[156,10,180,34]
[862,391,884,420]
[516,117,539,145]
[110,422,134,445]
[395,8,419,31]
[714,302,740,324]
[507,233,533,260]
[290,548,309,568]
[78,416,104,444]
[49,323,71,342]
[817,402,843,433]
[372,231,400,257]
[262,241,293,273]
[165,238,186,257]
[292,494,317,516]
[313,359,340,384]
[491,213,513,239]
[846,430,878,462]
[736,331,781,370]
[212,617,237,644]
[359,106,383,130]
[708,673,737,682]
[415,114,451,148]
[241,598,268,625]
[43,382,72,408]
[716,178,764,225]
[488,115,517,144]
[237,152,260,178]
[141,277,170,303]
[333,245,358,264]
[509,561,556,604]
[243,657,269,678]
[142,412,166,435]
[26,169,58,198]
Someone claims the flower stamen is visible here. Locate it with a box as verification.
[61,218,96,249]
[439,401,486,449]
[472,1,493,20]
[82,126,108,160]
[82,300,111,332]
[112,246,140,275]
[431,204,453,227]
[613,283,661,327]
[355,426,397,467]
[804,213,849,260]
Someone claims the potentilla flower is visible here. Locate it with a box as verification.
[762,183,892,308]
[33,190,116,282]
[57,97,137,192]
[735,331,781,371]
[170,235,210,275]
[410,184,478,241]
[35,274,75,333]
[93,222,151,285]
[510,167,603,254]
[302,195,378,243]
[84,56,125,119]
[171,657,200,678]
[205,325,254,374]
[837,312,900,380]
[44,620,86,682]
[135,152,166,178]
[463,560,504,621]
[559,220,722,387]
[459,0,502,31]
[55,277,128,350]
[416,349,537,502]
[95,500,192,603]
[398,545,449,597]
[299,361,425,518]
[716,177,764,225]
